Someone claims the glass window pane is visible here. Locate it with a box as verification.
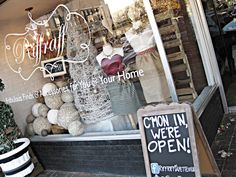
[150,0,208,102]
[202,0,236,107]
[1,0,209,136]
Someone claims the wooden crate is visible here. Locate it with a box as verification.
[155,10,198,102]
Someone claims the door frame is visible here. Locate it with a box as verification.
[189,0,229,113]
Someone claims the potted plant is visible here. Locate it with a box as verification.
[0,79,34,177]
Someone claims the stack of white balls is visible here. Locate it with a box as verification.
[26,82,84,136]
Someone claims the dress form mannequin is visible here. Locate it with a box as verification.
[67,21,133,132]
[96,39,141,129]
[125,6,170,103]
[96,40,124,65]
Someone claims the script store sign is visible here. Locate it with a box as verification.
[4,4,91,81]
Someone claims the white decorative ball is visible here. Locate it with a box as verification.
[47,110,59,124]
[32,103,43,117]
[60,102,74,109]
[38,104,49,117]
[45,95,63,109]
[61,92,74,103]
[68,120,84,136]
[42,83,57,96]
[57,103,80,129]
[33,117,51,136]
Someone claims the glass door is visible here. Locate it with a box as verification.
[202,0,236,108]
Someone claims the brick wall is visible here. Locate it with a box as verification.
[31,140,146,176]
[177,1,208,94]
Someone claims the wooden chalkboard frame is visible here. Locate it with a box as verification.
[137,103,201,177]
[41,56,66,78]
[192,110,221,177]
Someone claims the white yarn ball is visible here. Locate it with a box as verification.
[45,95,63,109]
[42,83,57,96]
[68,120,84,136]
[61,92,74,103]
[47,110,59,124]
[38,104,49,117]
[33,117,51,136]
[32,103,43,117]
[60,102,74,109]
[57,103,80,129]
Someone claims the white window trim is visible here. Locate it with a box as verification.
[143,0,179,102]
[188,0,228,113]
[229,106,236,113]
[30,130,141,142]
[192,85,218,117]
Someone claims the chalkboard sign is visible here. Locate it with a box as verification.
[138,103,201,177]
[41,56,66,78]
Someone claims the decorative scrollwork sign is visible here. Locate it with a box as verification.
[4,4,91,81]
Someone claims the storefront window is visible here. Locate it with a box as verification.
[0,0,209,138]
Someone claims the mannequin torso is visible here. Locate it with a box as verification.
[96,43,125,76]
[125,25,155,53]
[96,43,124,65]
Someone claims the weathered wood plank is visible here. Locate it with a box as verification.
[155,10,174,22]
[164,38,181,48]
[159,24,178,35]
[171,64,187,73]
[167,51,186,62]
[177,88,194,95]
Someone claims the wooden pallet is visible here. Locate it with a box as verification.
[155,10,198,102]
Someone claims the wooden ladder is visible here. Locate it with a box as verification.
[155,9,198,102]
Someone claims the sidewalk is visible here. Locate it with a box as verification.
[1,170,139,177]
[211,113,236,177]
[37,171,140,177]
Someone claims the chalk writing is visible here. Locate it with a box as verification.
[144,113,191,154]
